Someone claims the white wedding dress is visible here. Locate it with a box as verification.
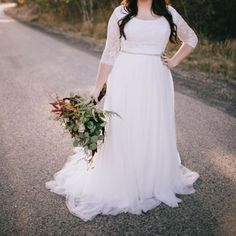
[46,5,200,221]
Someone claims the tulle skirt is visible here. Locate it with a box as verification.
[45,51,200,221]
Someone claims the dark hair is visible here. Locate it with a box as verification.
[118,0,178,43]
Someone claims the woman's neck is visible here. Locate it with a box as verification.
[137,0,157,19]
[137,0,152,11]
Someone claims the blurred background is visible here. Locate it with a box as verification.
[1,0,236,82]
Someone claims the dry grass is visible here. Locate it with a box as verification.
[167,39,236,82]
[84,15,236,82]
[5,4,236,82]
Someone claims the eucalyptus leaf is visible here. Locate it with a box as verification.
[94,129,101,135]
[90,135,99,143]
[86,121,94,129]
[73,125,78,132]
[73,139,79,147]
[90,125,96,133]
[88,143,97,150]
[84,137,90,145]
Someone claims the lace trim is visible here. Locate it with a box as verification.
[100,5,198,66]
[168,5,198,48]
[100,7,121,66]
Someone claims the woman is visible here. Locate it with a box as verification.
[46,0,200,221]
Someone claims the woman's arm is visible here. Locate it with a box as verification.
[161,5,198,68]
[90,7,121,103]
[162,44,195,68]
[90,63,112,102]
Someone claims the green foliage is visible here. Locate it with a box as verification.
[171,0,236,40]
[26,0,235,40]
[27,0,119,22]
[50,92,121,163]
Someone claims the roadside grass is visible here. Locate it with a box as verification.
[5,3,236,82]
[167,39,236,82]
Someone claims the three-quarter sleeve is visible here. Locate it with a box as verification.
[168,5,198,48]
[100,7,121,66]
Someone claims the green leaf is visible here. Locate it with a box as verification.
[94,129,101,135]
[86,121,94,129]
[84,137,90,145]
[73,124,79,132]
[73,139,79,147]
[91,108,98,122]
[88,143,97,150]
[90,135,99,143]
[100,122,105,127]
[90,125,96,133]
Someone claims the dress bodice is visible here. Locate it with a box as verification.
[120,16,170,55]
[100,5,198,65]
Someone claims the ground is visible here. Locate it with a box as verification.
[0,3,236,236]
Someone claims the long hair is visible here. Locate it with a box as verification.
[118,0,178,43]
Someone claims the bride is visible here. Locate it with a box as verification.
[46,0,200,221]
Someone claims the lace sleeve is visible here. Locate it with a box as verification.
[100,7,121,66]
[168,5,198,48]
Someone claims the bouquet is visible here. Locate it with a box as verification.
[49,83,121,165]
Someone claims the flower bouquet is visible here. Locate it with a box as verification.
[49,83,121,165]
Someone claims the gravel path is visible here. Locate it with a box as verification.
[0,4,235,236]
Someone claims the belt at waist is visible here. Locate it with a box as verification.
[120,49,162,56]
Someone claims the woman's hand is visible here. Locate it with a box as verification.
[90,62,112,104]
[161,52,177,69]
[161,44,195,70]
[89,86,101,104]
